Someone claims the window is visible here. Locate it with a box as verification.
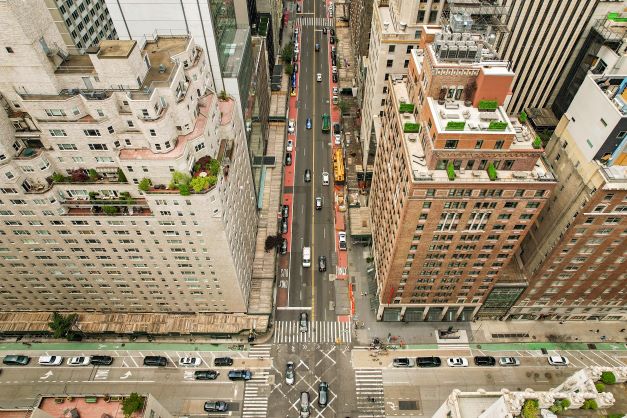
[404,60,409,68]
[600,118,607,127]
[49,129,67,137]
[149,129,156,136]
[475,140,483,149]
[45,109,66,116]
[526,201,540,208]
[95,157,114,163]
[88,143,108,151]
[617,131,626,139]
[495,140,504,149]
[83,129,101,136]
[478,160,487,170]
[388,45,395,53]
[107,126,114,134]
[57,144,77,151]
[386,59,393,67]
[503,160,514,170]
[6,47,14,53]
[444,140,458,149]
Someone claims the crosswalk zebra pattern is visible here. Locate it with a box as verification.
[437,342,470,350]
[273,320,352,343]
[295,17,334,28]
[248,344,272,359]
[355,369,385,418]
[242,369,270,417]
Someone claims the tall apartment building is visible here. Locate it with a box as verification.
[497,0,623,114]
[0,0,258,313]
[44,0,117,50]
[508,70,627,321]
[358,0,449,168]
[370,27,557,321]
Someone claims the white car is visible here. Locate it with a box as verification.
[499,357,520,367]
[316,73,322,82]
[285,362,295,385]
[288,120,295,134]
[287,139,294,152]
[332,87,339,95]
[447,357,468,367]
[67,356,91,366]
[338,232,347,250]
[548,356,569,366]
[332,66,337,74]
[179,357,202,367]
[321,171,329,185]
[38,355,63,366]
[334,134,341,145]
[294,46,299,55]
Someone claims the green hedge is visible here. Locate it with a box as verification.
[446,121,465,131]
[595,382,605,392]
[478,100,498,111]
[446,162,455,181]
[521,399,539,418]
[488,121,508,130]
[487,162,497,181]
[519,110,527,123]
[600,371,616,385]
[403,123,421,133]
[581,399,598,410]
[399,103,415,113]
[532,136,542,149]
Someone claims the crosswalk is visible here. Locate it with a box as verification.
[438,342,470,350]
[296,17,334,27]
[355,369,385,418]
[248,344,272,359]
[242,369,270,417]
[273,320,352,343]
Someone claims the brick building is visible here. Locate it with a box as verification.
[370,27,557,321]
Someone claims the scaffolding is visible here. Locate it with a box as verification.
[442,0,510,35]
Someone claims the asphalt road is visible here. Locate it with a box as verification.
[284,0,335,323]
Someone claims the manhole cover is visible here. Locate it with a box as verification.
[399,401,418,410]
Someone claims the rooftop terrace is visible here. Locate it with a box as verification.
[426,97,515,135]
[97,40,136,58]
[593,75,627,116]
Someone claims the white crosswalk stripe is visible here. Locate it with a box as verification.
[248,344,272,359]
[273,320,352,344]
[355,369,385,418]
[242,369,270,417]
[295,17,334,28]
[438,343,470,350]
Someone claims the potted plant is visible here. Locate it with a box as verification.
[446,162,456,181]
[138,178,152,192]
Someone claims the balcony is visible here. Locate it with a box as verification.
[66,206,153,216]
[15,140,47,159]
[51,168,128,184]
[137,102,168,122]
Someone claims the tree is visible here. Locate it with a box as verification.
[337,100,349,115]
[122,393,144,418]
[48,312,78,339]
[600,371,616,385]
[521,399,539,418]
[284,63,293,75]
[139,178,152,191]
[581,399,598,410]
[169,171,191,189]
[281,45,293,64]
[190,176,209,192]
[264,234,282,252]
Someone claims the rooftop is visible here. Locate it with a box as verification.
[37,395,140,418]
[593,75,627,116]
[457,395,502,418]
[137,37,190,96]
[426,97,515,135]
[55,54,95,75]
[97,40,136,58]
[391,82,554,183]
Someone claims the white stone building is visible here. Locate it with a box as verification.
[0,0,258,313]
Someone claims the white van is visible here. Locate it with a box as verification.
[302,247,311,268]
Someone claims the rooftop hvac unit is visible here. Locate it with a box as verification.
[458,45,468,59]
[434,40,442,53]
[443,32,451,41]
[448,45,458,59]
[452,32,461,41]
[440,44,449,59]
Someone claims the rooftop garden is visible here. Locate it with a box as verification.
[487,121,508,131]
[51,168,127,184]
[478,99,498,111]
[403,122,421,133]
[139,156,221,195]
[399,103,415,113]
[445,121,465,131]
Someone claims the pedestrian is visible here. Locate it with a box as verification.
[364,292,368,296]
[596,329,600,333]
[620,328,625,332]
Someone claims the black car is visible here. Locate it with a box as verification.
[90,355,114,366]
[318,382,329,407]
[143,356,167,366]
[214,357,234,367]
[204,401,228,412]
[318,256,327,272]
[3,355,30,366]
[333,123,341,135]
[285,152,292,166]
[304,169,311,182]
[330,28,335,36]
[280,238,288,255]
[331,57,337,67]
[322,27,327,34]
[195,370,219,380]
[228,369,252,380]
[416,356,441,368]
[332,73,338,83]
[282,204,289,219]
[329,36,335,44]
[474,356,496,366]
[331,51,336,60]
[281,219,288,234]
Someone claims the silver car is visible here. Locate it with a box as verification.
[285,362,295,385]
[498,357,520,366]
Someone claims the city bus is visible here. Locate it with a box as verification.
[321,113,330,133]
[333,148,345,184]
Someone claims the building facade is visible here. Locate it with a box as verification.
[370,27,556,321]
[358,0,449,168]
[44,0,117,50]
[0,0,258,313]
[510,72,627,321]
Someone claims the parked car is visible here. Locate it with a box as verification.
[548,356,569,366]
[288,120,295,134]
[290,87,297,96]
[338,232,347,250]
[331,66,337,74]
[474,356,496,366]
[299,312,308,333]
[179,357,202,367]
[38,356,63,366]
[392,357,413,367]
[322,27,327,34]
[498,357,520,367]
[280,238,288,255]
[329,36,335,44]
[447,357,468,367]
[315,196,323,210]
[306,118,312,129]
[416,356,441,368]
[333,123,341,135]
[332,87,339,95]
[90,356,114,366]
[228,369,252,380]
[330,28,335,36]
[332,73,338,83]
[67,356,91,366]
[285,152,292,166]
[318,256,327,272]
[300,391,310,418]
[204,401,228,412]
[334,134,341,145]
[293,63,299,73]
[194,370,219,380]
[281,219,288,234]
[214,357,234,367]
[318,382,329,407]
[143,356,167,366]
[282,204,289,219]
[3,355,30,366]
[286,139,293,152]
[285,362,295,385]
